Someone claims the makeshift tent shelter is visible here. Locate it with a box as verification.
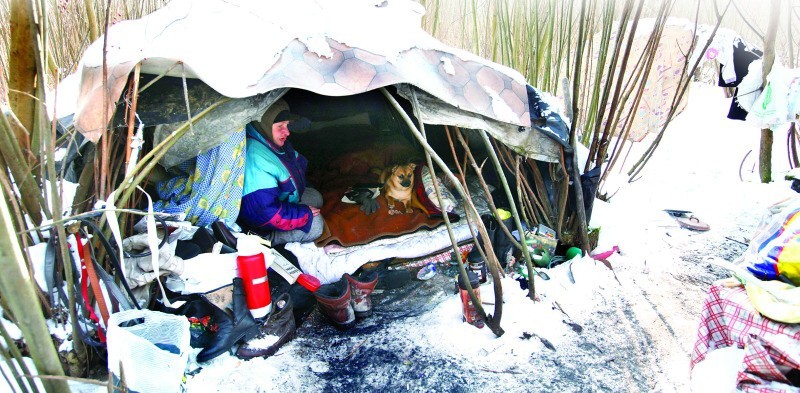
[72,0,561,161]
[66,0,578,329]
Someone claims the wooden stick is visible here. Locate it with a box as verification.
[381,87,504,336]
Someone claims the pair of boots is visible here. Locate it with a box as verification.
[195,278,260,363]
[196,279,299,362]
[313,272,378,330]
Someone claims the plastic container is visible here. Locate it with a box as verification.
[107,309,190,393]
[457,271,484,328]
[532,248,551,268]
[566,246,583,261]
[236,237,272,319]
[416,263,437,281]
[466,248,488,284]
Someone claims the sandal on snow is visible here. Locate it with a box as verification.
[664,209,692,218]
[674,215,710,231]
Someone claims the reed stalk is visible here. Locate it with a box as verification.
[628,0,732,179]
[581,0,616,147]
[588,0,641,172]
[0,186,68,393]
[0,319,40,393]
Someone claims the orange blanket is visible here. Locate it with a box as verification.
[304,129,446,247]
[315,187,443,247]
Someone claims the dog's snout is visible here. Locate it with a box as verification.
[400,179,411,187]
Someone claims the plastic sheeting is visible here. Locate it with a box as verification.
[153,90,284,168]
[397,85,561,163]
[71,0,534,149]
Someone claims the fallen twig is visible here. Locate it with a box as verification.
[724,236,749,246]
[478,368,524,375]
[343,338,369,360]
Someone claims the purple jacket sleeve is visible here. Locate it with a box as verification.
[239,187,313,233]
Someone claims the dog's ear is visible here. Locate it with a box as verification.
[408,163,417,171]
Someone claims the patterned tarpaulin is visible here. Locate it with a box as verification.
[692,284,800,392]
[590,23,691,142]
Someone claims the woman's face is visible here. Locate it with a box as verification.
[271,121,291,147]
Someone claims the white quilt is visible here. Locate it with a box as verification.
[287,223,475,284]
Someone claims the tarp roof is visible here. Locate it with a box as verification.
[72,0,562,162]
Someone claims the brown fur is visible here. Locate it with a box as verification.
[379,163,426,215]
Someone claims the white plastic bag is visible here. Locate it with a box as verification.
[747,64,800,130]
[107,309,190,393]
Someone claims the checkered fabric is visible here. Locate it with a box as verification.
[692,285,800,392]
[403,244,474,269]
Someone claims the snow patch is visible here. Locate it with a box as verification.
[244,334,280,350]
[484,86,519,124]
[440,56,455,75]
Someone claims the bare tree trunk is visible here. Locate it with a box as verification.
[8,0,37,156]
[759,0,780,183]
[0,187,69,393]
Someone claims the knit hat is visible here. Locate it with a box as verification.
[260,99,310,132]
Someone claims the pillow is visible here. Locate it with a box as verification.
[414,164,457,217]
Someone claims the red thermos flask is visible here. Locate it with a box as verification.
[236,237,272,319]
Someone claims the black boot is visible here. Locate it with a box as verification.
[492,215,515,269]
[236,293,297,359]
[361,260,411,290]
[196,278,260,363]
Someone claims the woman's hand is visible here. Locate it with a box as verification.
[309,206,321,216]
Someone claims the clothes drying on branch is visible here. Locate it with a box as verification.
[717,41,763,121]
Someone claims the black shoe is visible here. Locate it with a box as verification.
[196,278,260,362]
[236,293,297,359]
[212,221,239,249]
[361,261,411,290]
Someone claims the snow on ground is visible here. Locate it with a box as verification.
[182,83,796,392]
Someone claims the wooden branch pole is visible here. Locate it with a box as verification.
[124,64,142,166]
[442,126,503,278]
[627,0,733,179]
[381,88,504,336]
[0,187,69,393]
[478,130,541,300]
[450,127,523,253]
[562,78,591,254]
[112,98,231,210]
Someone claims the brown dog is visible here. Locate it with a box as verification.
[380,163,425,215]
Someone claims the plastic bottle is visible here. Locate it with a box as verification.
[466,248,488,284]
[236,237,272,319]
[457,271,484,328]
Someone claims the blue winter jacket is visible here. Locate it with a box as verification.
[237,123,313,234]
